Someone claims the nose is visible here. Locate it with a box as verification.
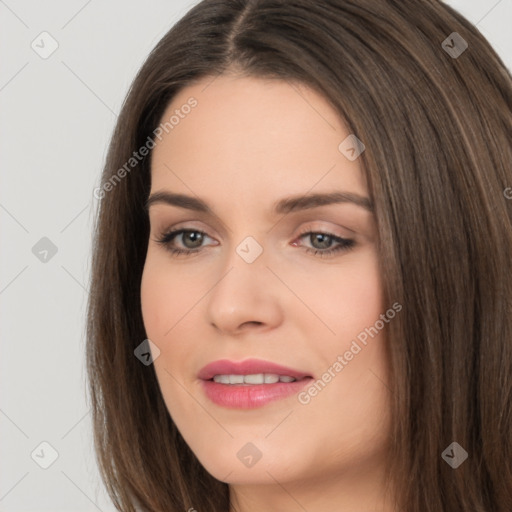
[205,242,284,335]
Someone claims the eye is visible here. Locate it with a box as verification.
[155,228,216,256]
[154,228,356,258]
[294,230,356,257]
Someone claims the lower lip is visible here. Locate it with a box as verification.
[200,378,313,409]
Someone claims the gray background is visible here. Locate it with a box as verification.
[1,1,510,510]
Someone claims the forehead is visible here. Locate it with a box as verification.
[150,75,368,202]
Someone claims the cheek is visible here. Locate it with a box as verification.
[339,252,383,329]
[140,273,183,360]
[140,258,193,404]
[140,252,199,338]
[140,258,170,338]
[299,249,384,342]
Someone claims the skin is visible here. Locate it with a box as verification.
[140,73,395,512]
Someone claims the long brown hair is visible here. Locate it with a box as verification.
[86,1,512,510]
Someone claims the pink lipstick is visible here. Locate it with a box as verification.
[198,358,313,409]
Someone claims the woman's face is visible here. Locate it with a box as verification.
[141,74,392,495]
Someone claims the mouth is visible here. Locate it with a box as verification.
[198,357,312,381]
[198,358,314,409]
[209,373,305,384]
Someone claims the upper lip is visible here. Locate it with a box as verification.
[198,358,312,381]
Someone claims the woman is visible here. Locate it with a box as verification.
[86,1,512,510]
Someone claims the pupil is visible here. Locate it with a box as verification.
[184,231,203,248]
[311,233,331,249]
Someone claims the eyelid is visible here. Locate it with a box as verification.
[156,221,352,239]
[295,222,356,239]
[155,220,357,243]
[149,210,229,239]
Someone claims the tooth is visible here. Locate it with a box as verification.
[212,374,298,384]
[244,374,265,384]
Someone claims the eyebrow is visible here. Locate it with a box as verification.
[145,190,373,215]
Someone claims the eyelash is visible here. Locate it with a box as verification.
[155,227,356,258]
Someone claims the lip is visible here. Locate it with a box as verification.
[198,358,312,381]
[198,358,313,409]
